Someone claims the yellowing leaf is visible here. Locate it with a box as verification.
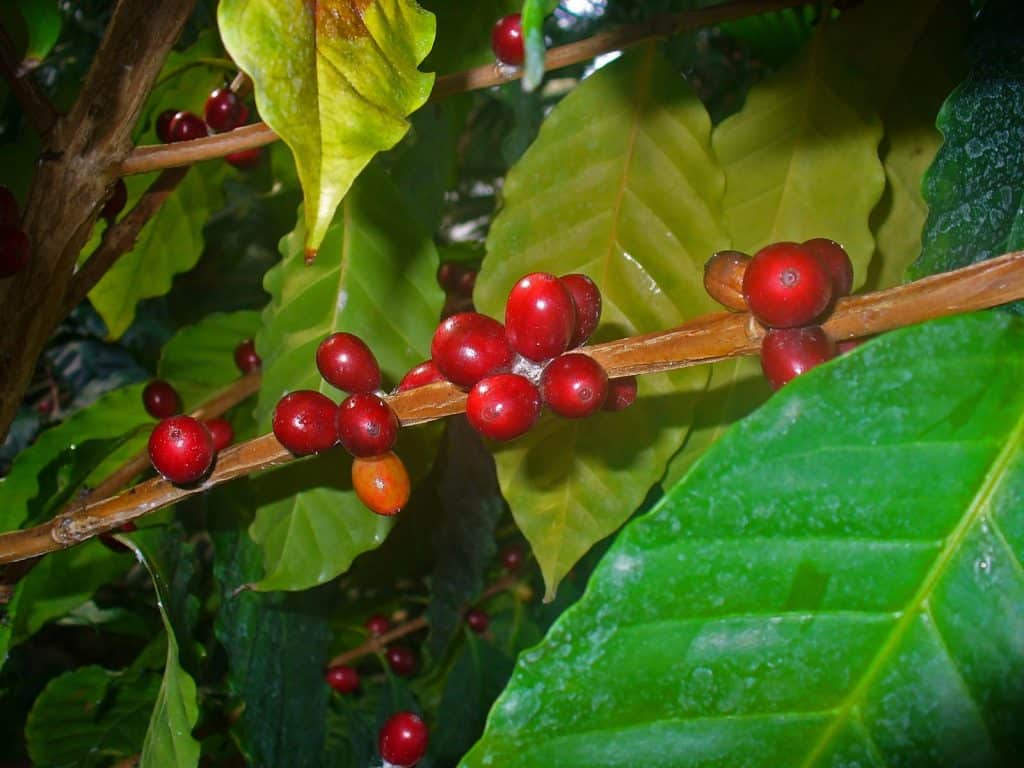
[218,0,436,256]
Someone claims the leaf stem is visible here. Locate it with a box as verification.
[0,251,1021,564]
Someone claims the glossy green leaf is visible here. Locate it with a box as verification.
[88,164,226,339]
[12,0,61,64]
[218,0,436,256]
[911,0,1024,315]
[464,311,1024,767]
[421,0,520,74]
[250,167,443,591]
[712,26,884,287]
[122,527,200,768]
[520,0,556,92]
[0,383,150,531]
[477,46,726,599]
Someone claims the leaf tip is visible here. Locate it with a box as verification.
[303,247,317,265]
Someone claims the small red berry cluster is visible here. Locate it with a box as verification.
[145,338,262,484]
[0,186,30,279]
[436,260,478,319]
[704,239,859,389]
[427,272,636,442]
[156,85,261,169]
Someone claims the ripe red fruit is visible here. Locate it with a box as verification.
[386,645,417,677]
[365,614,391,636]
[234,339,262,374]
[397,360,445,392]
[205,417,234,451]
[603,376,638,412]
[540,353,609,419]
[760,326,837,390]
[431,312,515,388]
[505,272,576,362]
[560,274,602,347]
[501,546,523,571]
[742,242,832,328]
[837,336,869,355]
[0,186,19,227]
[148,415,215,484]
[352,452,410,516]
[168,111,208,143]
[225,147,263,169]
[325,665,360,694]
[143,380,182,419]
[156,109,177,142]
[436,262,464,292]
[272,390,338,455]
[101,179,127,223]
[379,711,429,768]
[204,87,243,133]
[316,332,381,393]
[802,237,854,298]
[0,227,30,277]
[465,608,490,634]
[466,373,541,442]
[491,13,525,67]
[456,269,477,298]
[336,393,399,457]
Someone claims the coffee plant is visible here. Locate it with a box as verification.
[0,0,1022,766]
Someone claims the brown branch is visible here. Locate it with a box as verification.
[327,573,520,667]
[0,23,57,134]
[116,0,806,176]
[0,251,1020,565]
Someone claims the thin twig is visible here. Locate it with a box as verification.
[116,0,805,176]
[0,251,1021,564]
[0,23,57,134]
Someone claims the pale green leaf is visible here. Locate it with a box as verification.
[218,0,436,255]
[250,167,444,591]
[477,46,728,599]
[464,311,1024,767]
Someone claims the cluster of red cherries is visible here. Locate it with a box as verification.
[144,338,261,484]
[156,84,261,168]
[704,238,860,389]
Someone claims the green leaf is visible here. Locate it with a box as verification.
[911,0,1024,315]
[10,0,61,64]
[250,167,443,591]
[211,484,332,767]
[476,46,726,600]
[88,164,226,339]
[122,527,201,768]
[712,26,884,287]
[218,0,436,256]
[520,0,556,92]
[421,0,520,74]
[158,310,262,408]
[463,311,1024,767]
[0,383,150,531]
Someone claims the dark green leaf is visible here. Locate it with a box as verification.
[464,311,1024,766]
[421,0,520,74]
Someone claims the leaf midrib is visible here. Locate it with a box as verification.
[798,406,1024,767]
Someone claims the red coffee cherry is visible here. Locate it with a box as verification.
[431,312,515,388]
[365,614,391,636]
[456,269,477,298]
[0,227,30,278]
[378,711,429,768]
[168,111,208,143]
[156,109,178,143]
[225,147,263,169]
[0,185,19,228]
[465,608,490,634]
[397,360,445,392]
[325,665,360,694]
[272,390,338,455]
[316,332,381,393]
[491,13,525,67]
[466,373,541,442]
[742,242,832,328]
[386,645,418,677]
[501,546,523,571]
[603,376,638,412]
[101,179,127,223]
[205,417,234,451]
[436,262,465,292]
[505,272,576,362]
[540,353,609,419]
[352,452,410,516]
[234,339,262,374]
[143,380,182,419]
[336,393,399,458]
[148,415,214,484]
[760,326,837,390]
[204,87,244,133]
[802,237,854,298]
[837,336,869,355]
[560,274,602,347]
